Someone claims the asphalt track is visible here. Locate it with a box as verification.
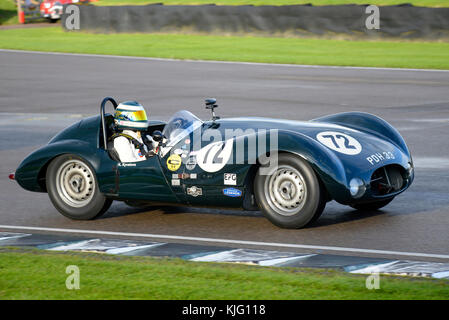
[1,50,449,262]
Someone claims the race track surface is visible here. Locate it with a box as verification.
[1,50,448,261]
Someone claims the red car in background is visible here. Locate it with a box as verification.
[40,0,89,21]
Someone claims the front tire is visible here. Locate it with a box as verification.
[254,153,326,229]
[46,154,112,220]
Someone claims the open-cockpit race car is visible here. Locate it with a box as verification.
[10,97,414,228]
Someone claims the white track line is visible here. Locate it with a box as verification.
[0,49,448,73]
[0,225,448,260]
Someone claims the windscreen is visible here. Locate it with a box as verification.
[162,110,203,149]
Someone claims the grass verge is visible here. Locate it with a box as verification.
[0,247,448,299]
[0,0,18,25]
[1,28,449,69]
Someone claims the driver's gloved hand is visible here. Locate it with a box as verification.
[143,134,155,149]
[146,150,156,157]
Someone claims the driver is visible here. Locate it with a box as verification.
[112,101,155,163]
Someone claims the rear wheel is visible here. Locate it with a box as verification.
[350,198,393,211]
[254,153,326,229]
[46,154,112,220]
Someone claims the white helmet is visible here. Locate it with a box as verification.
[114,101,149,131]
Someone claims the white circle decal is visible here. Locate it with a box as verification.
[316,131,362,155]
[196,139,233,172]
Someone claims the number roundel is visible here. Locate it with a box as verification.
[196,139,233,173]
[316,131,362,155]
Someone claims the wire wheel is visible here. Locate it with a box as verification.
[264,165,307,216]
[55,159,95,208]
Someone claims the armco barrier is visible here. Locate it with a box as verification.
[61,4,449,39]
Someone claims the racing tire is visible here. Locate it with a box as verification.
[46,154,112,220]
[254,153,326,229]
[350,198,393,211]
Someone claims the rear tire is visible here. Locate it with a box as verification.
[254,153,326,229]
[46,154,112,220]
[350,198,393,211]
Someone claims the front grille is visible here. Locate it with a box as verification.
[370,165,406,196]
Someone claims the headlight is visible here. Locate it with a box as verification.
[406,161,414,177]
[349,178,366,199]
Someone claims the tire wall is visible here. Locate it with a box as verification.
[61,4,449,39]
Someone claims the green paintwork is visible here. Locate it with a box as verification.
[14,108,414,210]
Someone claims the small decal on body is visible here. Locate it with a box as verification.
[185,155,197,170]
[224,173,237,185]
[118,163,136,167]
[172,173,197,180]
[167,154,182,171]
[187,186,202,197]
[223,187,242,197]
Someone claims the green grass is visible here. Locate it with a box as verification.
[96,0,449,8]
[1,27,449,69]
[0,0,18,25]
[0,247,448,299]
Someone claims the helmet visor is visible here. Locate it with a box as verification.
[130,110,148,121]
[115,110,148,122]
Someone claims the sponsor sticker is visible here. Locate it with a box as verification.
[185,155,197,171]
[171,179,180,186]
[172,173,197,179]
[223,187,242,197]
[224,173,237,185]
[166,154,182,171]
[187,186,202,197]
[316,131,362,155]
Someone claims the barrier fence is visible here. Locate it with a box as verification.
[61,4,449,39]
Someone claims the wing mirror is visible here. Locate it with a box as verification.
[205,98,220,121]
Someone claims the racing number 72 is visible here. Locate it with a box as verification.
[321,134,356,150]
[203,143,225,164]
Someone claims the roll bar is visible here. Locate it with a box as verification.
[100,97,118,151]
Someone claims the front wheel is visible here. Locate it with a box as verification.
[254,153,326,229]
[46,154,112,220]
[350,198,393,211]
